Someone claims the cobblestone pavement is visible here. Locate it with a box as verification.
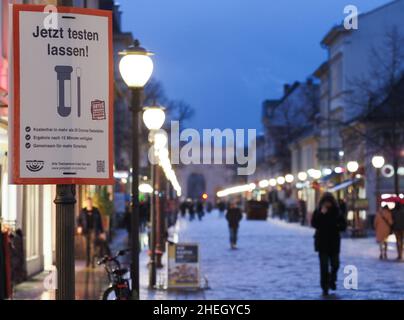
[12,210,404,300]
[140,211,404,300]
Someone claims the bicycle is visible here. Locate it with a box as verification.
[98,249,132,300]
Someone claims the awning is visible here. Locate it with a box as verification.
[382,196,404,204]
[328,178,361,193]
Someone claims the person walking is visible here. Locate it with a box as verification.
[196,201,205,221]
[374,206,393,260]
[311,193,347,297]
[299,199,307,226]
[77,197,105,268]
[392,203,404,260]
[225,203,243,249]
[180,201,187,217]
[188,200,196,221]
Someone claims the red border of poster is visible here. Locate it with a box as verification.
[11,4,114,185]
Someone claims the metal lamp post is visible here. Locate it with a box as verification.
[372,155,385,211]
[119,40,154,299]
[142,107,166,288]
[347,161,359,235]
[54,0,76,301]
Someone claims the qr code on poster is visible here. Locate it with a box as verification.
[96,160,105,173]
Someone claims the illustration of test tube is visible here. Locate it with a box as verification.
[77,68,81,118]
[55,65,73,117]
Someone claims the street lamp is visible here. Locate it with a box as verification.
[142,105,166,288]
[285,174,294,183]
[269,179,277,187]
[346,161,360,235]
[259,179,270,188]
[308,169,322,180]
[277,176,286,185]
[298,171,308,181]
[372,156,385,169]
[347,161,359,173]
[372,155,385,210]
[119,42,153,88]
[143,107,166,131]
[119,40,154,299]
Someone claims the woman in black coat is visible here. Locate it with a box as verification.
[311,193,347,296]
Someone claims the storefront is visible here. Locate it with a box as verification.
[0,123,56,276]
[0,0,58,278]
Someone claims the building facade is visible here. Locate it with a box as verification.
[315,0,404,220]
[0,0,122,279]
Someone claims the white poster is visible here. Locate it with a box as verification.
[167,243,200,289]
[9,5,113,185]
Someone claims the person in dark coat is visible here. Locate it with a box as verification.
[392,203,404,260]
[188,200,195,221]
[77,197,105,268]
[196,201,204,221]
[311,192,347,296]
[299,199,307,226]
[180,201,187,217]
[225,202,243,249]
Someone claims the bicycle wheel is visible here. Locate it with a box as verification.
[102,287,117,300]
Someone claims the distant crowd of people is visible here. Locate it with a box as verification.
[270,196,308,225]
[179,200,213,221]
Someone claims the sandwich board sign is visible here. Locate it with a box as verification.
[9,4,113,185]
[167,243,200,289]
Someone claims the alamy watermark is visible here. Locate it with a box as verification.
[43,266,58,291]
[343,265,358,290]
[148,121,257,176]
[344,5,359,30]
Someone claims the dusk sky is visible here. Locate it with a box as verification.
[118,0,390,132]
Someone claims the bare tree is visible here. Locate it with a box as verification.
[167,99,195,126]
[144,78,167,105]
[263,80,319,174]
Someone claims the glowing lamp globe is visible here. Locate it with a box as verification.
[119,40,154,88]
[143,107,166,130]
[298,172,308,181]
[153,130,168,150]
[372,156,385,169]
[259,179,270,188]
[277,176,286,185]
[285,174,294,183]
[269,179,277,187]
[347,161,359,173]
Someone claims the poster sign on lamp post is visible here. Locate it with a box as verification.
[9,4,113,185]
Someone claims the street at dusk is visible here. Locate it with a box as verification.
[1,0,404,310]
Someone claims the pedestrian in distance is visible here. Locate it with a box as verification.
[392,202,404,260]
[77,197,105,268]
[180,201,187,217]
[225,202,243,249]
[188,200,196,221]
[299,199,307,226]
[311,192,347,297]
[196,201,204,221]
[374,206,393,260]
[217,201,226,217]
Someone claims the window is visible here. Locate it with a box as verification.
[331,56,343,97]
